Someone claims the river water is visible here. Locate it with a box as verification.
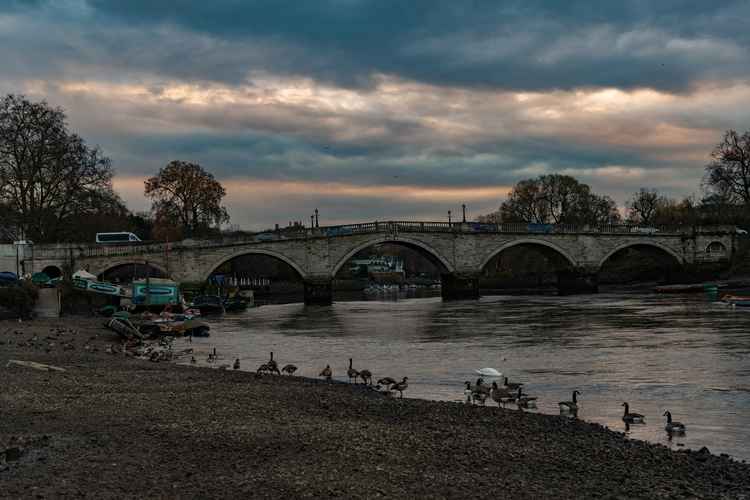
[177,292,750,461]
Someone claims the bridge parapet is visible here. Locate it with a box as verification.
[25,222,737,260]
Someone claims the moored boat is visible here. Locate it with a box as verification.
[190,295,225,316]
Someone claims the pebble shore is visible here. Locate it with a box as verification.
[1,317,749,499]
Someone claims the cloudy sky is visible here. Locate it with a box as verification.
[2,1,750,229]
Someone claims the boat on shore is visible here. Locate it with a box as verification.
[190,295,225,316]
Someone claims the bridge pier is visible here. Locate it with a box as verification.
[556,269,598,295]
[441,273,480,301]
[304,279,333,306]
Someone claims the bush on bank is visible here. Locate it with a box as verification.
[0,281,39,319]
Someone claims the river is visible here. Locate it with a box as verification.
[176,291,750,461]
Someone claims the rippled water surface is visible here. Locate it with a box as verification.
[177,292,750,461]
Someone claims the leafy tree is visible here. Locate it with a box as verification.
[144,161,229,238]
[0,94,117,242]
[498,174,620,225]
[704,130,750,207]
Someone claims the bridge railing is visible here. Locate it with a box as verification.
[23,222,735,260]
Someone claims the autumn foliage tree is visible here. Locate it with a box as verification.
[144,161,229,238]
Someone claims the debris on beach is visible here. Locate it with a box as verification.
[5,360,66,372]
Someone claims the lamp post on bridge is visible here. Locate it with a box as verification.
[315,208,319,228]
[310,214,314,229]
[448,210,452,226]
[462,204,466,223]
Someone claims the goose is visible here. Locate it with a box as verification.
[474,378,491,395]
[663,411,686,434]
[464,381,474,404]
[257,363,269,374]
[472,389,488,406]
[503,377,523,391]
[281,364,298,375]
[515,386,537,408]
[319,364,333,382]
[377,376,397,386]
[267,352,280,375]
[475,367,503,377]
[489,382,514,407]
[621,403,645,423]
[390,377,408,398]
[347,358,360,384]
[359,369,373,385]
[233,358,240,370]
[559,390,580,412]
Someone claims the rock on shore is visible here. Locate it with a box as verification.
[1,318,749,499]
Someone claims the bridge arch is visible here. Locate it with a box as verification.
[479,239,578,272]
[330,235,455,277]
[94,260,170,280]
[203,248,308,282]
[598,241,683,270]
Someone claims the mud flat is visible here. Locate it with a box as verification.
[1,318,749,499]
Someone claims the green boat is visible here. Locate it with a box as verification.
[72,277,128,297]
[132,278,180,306]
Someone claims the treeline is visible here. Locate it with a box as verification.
[481,130,750,228]
[0,95,229,243]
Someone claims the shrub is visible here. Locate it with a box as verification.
[0,282,38,319]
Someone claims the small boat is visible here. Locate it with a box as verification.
[190,295,225,316]
[73,277,129,297]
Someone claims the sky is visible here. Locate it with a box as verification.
[2,1,750,230]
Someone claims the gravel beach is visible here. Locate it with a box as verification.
[1,317,749,499]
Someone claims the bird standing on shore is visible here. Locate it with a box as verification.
[378,376,397,386]
[663,411,686,434]
[464,381,474,403]
[233,358,240,370]
[559,390,580,413]
[503,376,523,391]
[490,382,514,407]
[359,369,373,385]
[347,358,360,384]
[282,364,297,375]
[515,386,537,408]
[622,402,645,423]
[320,364,333,383]
[390,377,408,398]
[267,352,280,375]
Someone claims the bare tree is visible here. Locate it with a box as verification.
[704,130,750,207]
[0,94,116,242]
[626,188,663,225]
[498,174,620,225]
[144,161,229,238]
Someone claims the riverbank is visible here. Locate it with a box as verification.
[1,318,749,499]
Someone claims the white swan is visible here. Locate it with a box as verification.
[475,367,502,377]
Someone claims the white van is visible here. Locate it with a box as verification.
[95,232,142,244]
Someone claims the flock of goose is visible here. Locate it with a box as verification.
[203,351,687,434]
[466,373,687,435]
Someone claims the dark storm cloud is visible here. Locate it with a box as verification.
[3,1,750,228]
[5,1,750,92]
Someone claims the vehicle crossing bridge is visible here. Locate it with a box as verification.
[21,221,736,305]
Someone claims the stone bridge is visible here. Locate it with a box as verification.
[22,221,736,304]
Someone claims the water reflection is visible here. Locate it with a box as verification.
[178,292,750,461]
